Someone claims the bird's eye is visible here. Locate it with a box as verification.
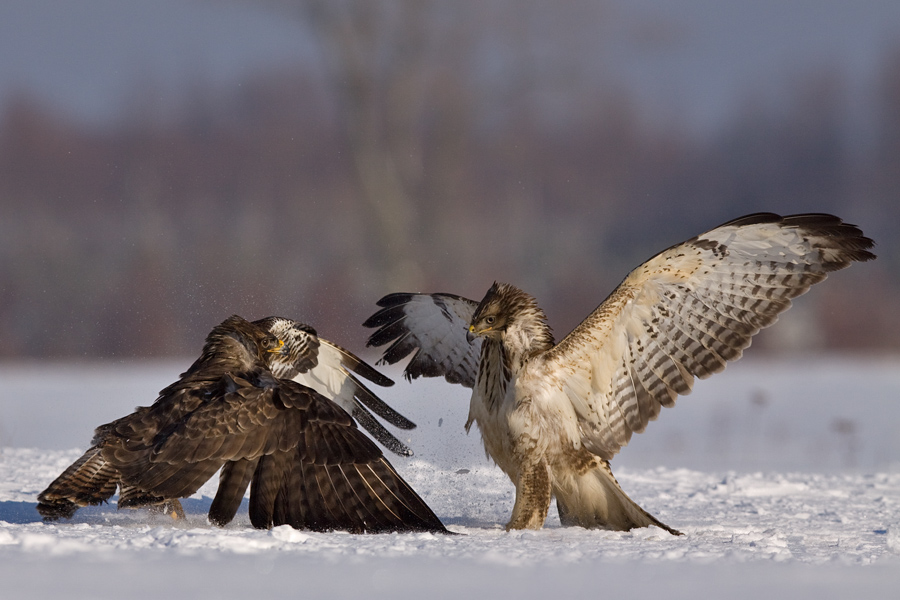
[261,338,271,349]
[485,316,496,325]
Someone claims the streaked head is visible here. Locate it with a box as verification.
[467,282,550,344]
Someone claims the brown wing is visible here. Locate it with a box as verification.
[36,445,119,520]
[253,406,446,533]
[269,459,445,533]
[246,382,446,533]
[99,374,304,499]
[538,213,875,460]
[101,374,445,533]
[208,458,259,526]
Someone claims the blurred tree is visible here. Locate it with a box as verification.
[0,3,895,357]
[264,0,440,291]
[874,47,900,269]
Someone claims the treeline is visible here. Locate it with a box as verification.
[1,3,897,358]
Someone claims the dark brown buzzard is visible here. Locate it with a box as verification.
[37,315,445,534]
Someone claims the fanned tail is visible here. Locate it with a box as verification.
[554,460,681,535]
[36,445,119,520]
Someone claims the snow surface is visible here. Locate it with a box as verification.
[1,357,899,598]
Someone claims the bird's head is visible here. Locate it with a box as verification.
[467,282,552,353]
[253,316,320,376]
[201,315,286,373]
[259,333,285,356]
[468,282,511,342]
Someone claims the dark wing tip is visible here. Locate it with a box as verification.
[715,212,877,267]
[365,292,481,388]
[376,293,417,307]
[363,293,416,328]
[345,354,395,388]
[785,213,877,268]
[363,307,406,332]
[353,405,415,456]
[36,499,80,521]
[346,372,417,431]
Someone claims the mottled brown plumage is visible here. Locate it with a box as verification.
[365,213,875,533]
[37,315,445,534]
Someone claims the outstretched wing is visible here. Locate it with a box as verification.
[258,316,416,456]
[297,340,418,457]
[36,445,120,520]
[539,213,875,460]
[100,374,319,500]
[255,388,447,533]
[264,453,446,533]
[243,381,446,533]
[102,375,446,533]
[364,293,481,388]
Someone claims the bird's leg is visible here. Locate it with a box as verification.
[506,461,551,530]
[148,499,185,520]
[165,499,186,520]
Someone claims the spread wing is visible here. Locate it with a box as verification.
[364,292,481,387]
[257,316,416,457]
[539,213,875,460]
[255,434,446,533]
[36,445,120,520]
[293,340,417,457]
[102,375,445,533]
[101,374,315,497]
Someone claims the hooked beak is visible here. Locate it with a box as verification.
[466,325,477,344]
[267,339,286,354]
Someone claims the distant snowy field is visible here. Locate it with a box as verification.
[1,356,899,598]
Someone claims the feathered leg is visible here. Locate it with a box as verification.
[506,460,552,530]
[118,483,183,519]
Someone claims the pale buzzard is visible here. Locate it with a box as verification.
[37,315,445,533]
[364,213,875,534]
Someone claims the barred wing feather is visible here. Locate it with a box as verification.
[258,317,415,456]
[541,213,875,460]
[364,292,481,388]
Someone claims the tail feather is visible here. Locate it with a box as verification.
[248,452,292,529]
[553,460,681,535]
[208,458,258,526]
[36,446,119,520]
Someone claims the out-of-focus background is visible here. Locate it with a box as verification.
[1,0,898,359]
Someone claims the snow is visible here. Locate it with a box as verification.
[1,357,899,598]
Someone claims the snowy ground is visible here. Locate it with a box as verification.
[1,356,899,598]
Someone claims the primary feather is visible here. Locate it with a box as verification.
[256,316,416,456]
